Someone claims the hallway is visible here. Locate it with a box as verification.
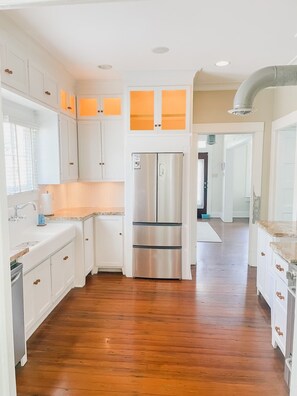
[16,219,288,395]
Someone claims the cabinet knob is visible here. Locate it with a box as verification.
[33,279,41,285]
[276,291,285,300]
[158,124,161,127]
[275,326,284,336]
[275,264,284,272]
[45,91,51,96]
[67,106,72,110]
[69,162,74,165]
[260,252,265,257]
[85,238,89,241]
[119,232,122,236]
[63,255,69,261]
[154,124,158,127]
[4,68,13,75]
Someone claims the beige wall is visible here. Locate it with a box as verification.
[273,86,297,120]
[193,89,274,219]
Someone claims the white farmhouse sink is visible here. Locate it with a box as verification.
[14,223,76,274]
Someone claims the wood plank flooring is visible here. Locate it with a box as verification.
[16,219,289,395]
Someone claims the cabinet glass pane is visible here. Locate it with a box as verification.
[103,97,121,116]
[69,95,76,115]
[130,91,154,131]
[60,90,67,111]
[79,98,98,117]
[161,90,186,130]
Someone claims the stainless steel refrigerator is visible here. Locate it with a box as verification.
[132,152,183,279]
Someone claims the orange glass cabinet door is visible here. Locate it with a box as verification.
[161,89,186,130]
[60,90,76,117]
[130,91,154,131]
[78,96,122,117]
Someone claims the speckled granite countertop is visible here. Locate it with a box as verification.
[46,207,125,221]
[257,220,297,238]
[270,241,297,264]
[10,247,29,263]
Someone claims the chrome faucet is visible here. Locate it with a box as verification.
[9,201,37,222]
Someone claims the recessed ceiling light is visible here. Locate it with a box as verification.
[98,64,112,70]
[215,60,230,67]
[152,47,169,54]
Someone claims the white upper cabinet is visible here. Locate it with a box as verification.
[60,88,76,118]
[59,115,78,182]
[129,86,190,133]
[0,36,28,94]
[78,119,124,182]
[38,113,78,184]
[29,62,59,109]
[77,95,122,120]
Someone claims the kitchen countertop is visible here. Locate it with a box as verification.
[45,207,125,221]
[270,241,297,265]
[10,247,29,263]
[257,220,297,237]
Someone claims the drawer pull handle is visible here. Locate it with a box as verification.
[4,68,13,74]
[276,291,285,300]
[275,326,284,336]
[45,90,51,96]
[63,256,69,261]
[33,279,41,285]
[276,264,284,272]
[261,252,265,257]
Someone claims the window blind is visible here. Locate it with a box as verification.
[3,117,38,195]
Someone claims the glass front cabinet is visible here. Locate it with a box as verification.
[77,95,122,120]
[129,86,190,133]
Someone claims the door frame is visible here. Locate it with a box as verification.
[268,110,297,220]
[197,152,208,218]
[192,122,264,268]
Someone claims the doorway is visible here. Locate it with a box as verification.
[197,153,208,219]
[192,122,264,267]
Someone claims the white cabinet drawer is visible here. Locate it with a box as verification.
[273,300,287,355]
[273,254,289,284]
[274,275,288,312]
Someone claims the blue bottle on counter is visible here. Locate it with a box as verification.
[38,213,46,226]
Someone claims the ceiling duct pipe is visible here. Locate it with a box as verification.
[229,65,297,116]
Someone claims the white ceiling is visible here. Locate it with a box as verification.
[3,0,297,90]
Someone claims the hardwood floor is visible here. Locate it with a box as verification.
[16,219,289,395]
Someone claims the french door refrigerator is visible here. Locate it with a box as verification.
[132,152,183,279]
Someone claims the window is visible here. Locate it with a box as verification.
[3,116,38,195]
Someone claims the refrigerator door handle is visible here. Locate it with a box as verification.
[159,163,165,177]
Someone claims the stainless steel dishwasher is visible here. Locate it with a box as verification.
[11,261,26,366]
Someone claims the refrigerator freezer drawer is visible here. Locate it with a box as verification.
[133,224,181,247]
[133,247,181,279]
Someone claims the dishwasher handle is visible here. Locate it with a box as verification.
[11,272,21,286]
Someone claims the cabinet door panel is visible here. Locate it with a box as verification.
[78,97,99,118]
[161,89,186,131]
[84,217,94,275]
[44,75,58,108]
[101,120,124,180]
[68,118,78,180]
[130,90,155,131]
[4,43,28,93]
[78,121,102,181]
[95,216,123,268]
[29,63,44,101]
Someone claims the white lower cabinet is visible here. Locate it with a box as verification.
[272,253,289,355]
[23,241,75,340]
[51,241,75,302]
[23,258,52,339]
[84,217,94,276]
[94,215,123,271]
[257,227,273,306]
